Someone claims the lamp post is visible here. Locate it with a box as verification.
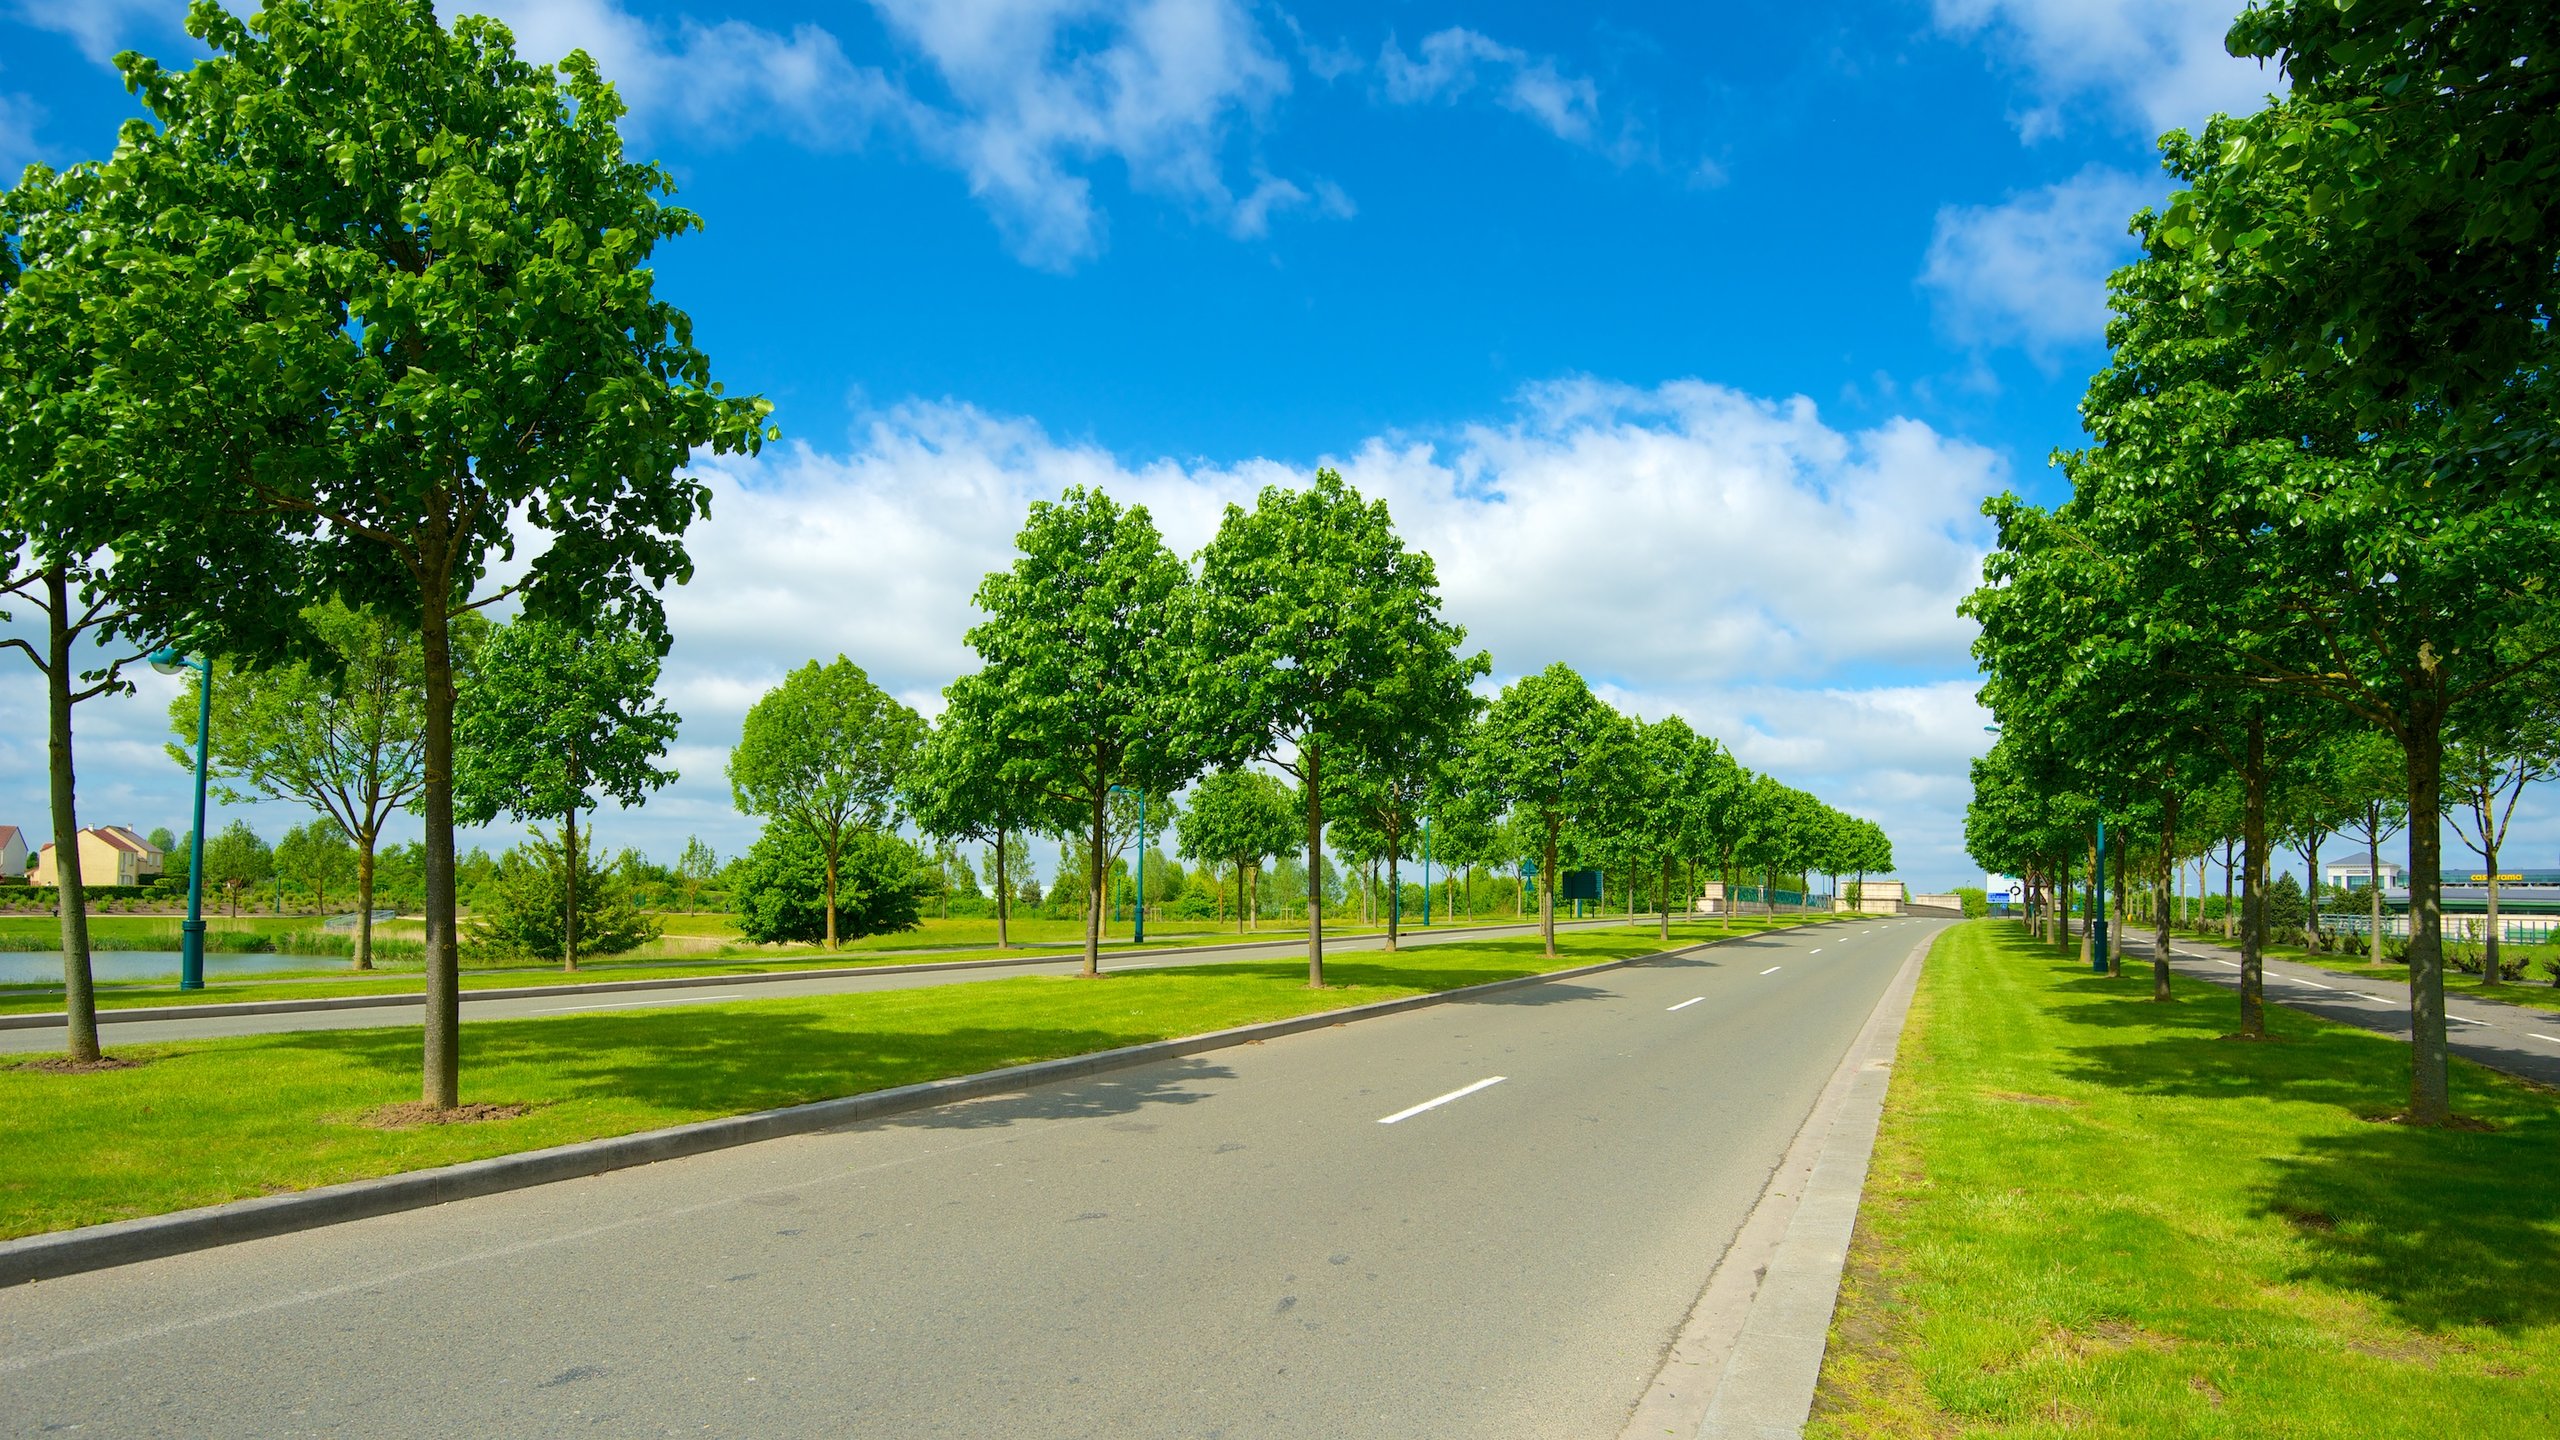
[1109,785,1145,946]
[150,648,211,991]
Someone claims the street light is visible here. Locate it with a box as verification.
[150,647,211,992]
[1108,785,1145,947]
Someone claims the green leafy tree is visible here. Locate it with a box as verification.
[96,0,769,1107]
[676,837,719,914]
[202,820,272,919]
[2444,686,2560,985]
[272,820,355,915]
[164,601,437,969]
[2330,731,2408,966]
[907,679,1074,950]
[1189,468,1487,984]
[1176,768,1300,933]
[466,828,658,962]
[731,824,924,945]
[1471,664,1626,957]
[958,488,1195,975]
[455,616,679,970]
[728,657,925,951]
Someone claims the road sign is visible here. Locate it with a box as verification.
[1560,868,1602,902]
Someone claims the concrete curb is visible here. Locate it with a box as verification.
[1618,923,1939,1440]
[0,915,1662,1032]
[0,927,1789,1289]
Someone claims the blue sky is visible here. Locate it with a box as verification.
[10,0,2453,893]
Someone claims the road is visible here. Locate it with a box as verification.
[0,918,1940,1439]
[0,914,1670,1055]
[2160,936,2560,1088]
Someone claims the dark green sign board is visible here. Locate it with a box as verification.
[1560,868,1602,902]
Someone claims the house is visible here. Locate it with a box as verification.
[30,826,165,888]
[2326,858,2403,891]
[0,825,26,880]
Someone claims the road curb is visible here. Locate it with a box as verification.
[0,926,1798,1288]
[0,915,1654,1032]
[1618,922,1941,1440]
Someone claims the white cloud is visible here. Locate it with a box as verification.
[1919,166,2155,358]
[1930,0,2278,140]
[10,0,1326,268]
[869,0,1302,266]
[8,0,188,64]
[0,90,40,178]
[1379,27,1603,147]
[0,377,2009,890]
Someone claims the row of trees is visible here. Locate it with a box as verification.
[1963,0,2560,1126]
[724,474,1893,985]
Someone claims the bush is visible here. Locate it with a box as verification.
[732,826,926,945]
[2263,873,2307,940]
[465,829,659,963]
[1169,889,1216,920]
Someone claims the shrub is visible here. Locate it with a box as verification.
[2263,873,2308,940]
[732,825,926,945]
[465,829,659,963]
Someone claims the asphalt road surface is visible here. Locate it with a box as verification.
[0,918,1942,1439]
[0,915,1654,1055]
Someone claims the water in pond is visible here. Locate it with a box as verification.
[0,952,351,985]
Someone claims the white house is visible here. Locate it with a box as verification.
[2326,858,2403,891]
[0,825,26,880]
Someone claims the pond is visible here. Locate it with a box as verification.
[0,952,353,985]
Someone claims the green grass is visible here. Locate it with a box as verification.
[0,909,1806,1014]
[1810,920,2560,1439]
[0,915,1828,1239]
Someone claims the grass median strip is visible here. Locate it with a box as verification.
[1811,920,2560,1440]
[0,919,1819,1241]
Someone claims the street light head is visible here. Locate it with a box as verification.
[150,647,191,676]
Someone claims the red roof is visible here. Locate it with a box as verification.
[0,826,21,850]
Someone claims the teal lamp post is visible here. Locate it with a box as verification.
[1109,785,1145,946]
[150,647,211,991]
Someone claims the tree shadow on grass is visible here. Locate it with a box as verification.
[2007,929,2560,1334]
[261,1010,1224,1125]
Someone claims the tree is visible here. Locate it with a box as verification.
[202,820,272,919]
[467,828,658,962]
[1176,768,1304,934]
[1627,716,1711,943]
[164,601,435,969]
[729,657,925,952]
[97,0,769,1108]
[1471,665,1624,957]
[907,678,1074,950]
[1190,468,1487,984]
[2330,731,2408,967]
[272,820,355,915]
[959,488,1195,976]
[731,825,924,946]
[676,837,719,914]
[455,616,679,970]
[2444,688,2560,985]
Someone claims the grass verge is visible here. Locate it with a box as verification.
[1811,919,2560,1439]
[0,917,1823,1240]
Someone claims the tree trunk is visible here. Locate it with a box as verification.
[2367,809,2384,967]
[419,573,461,1110]
[354,829,378,971]
[2109,835,2126,979]
[44,568,100,1065]
[822,833,841,952]
[2404,695,2451,1124]
[1384,815,1402,954]
[1303,741,1326,987]
[1539,818,1559,958]
[562,806,580,972]
[2080,833,2096,969]
[2305,832,2323,951]
[994,825,1010,949]
[2221,844,2235,940]
[1657,855,1671,944]
[1720,850,1736,933]
[2239,716,2267,1040]
[2154,789,2177,1002]
[2482,814,2504,985]
[1085,781,1107,978]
